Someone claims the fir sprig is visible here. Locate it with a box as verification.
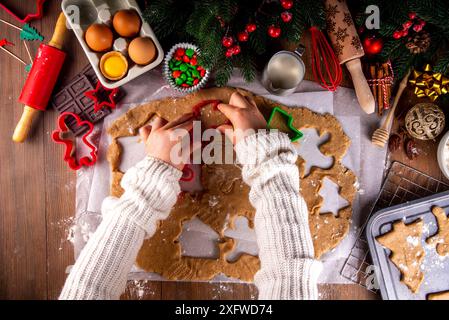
[355,0,449,78]
[143,0,324,86]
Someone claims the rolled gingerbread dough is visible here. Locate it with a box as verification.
[107,87,356,281]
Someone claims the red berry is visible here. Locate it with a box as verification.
[232,45,241,55]
[413,24,423,32]
[393,31,402,39]
[418,19,426,27]
[175,56,182,61]
[408,12,417,20]
[225,48,234,58]
[183,55,190,63]
[193,79,199,85]
[401,29,408,37]
[281,11,292,23]
[403,21,413,30]
[222,36,233,48]
[190,57,197,66]
[172,70,182,78]
[280,0,293,10]
[268,25,281,38]
[246,23,257,33]
[175,48,185,57]
[200,69,206,77]
[181,83,190,88]
[237,31,249,42]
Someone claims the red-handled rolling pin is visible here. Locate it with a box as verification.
[13,13,67,143]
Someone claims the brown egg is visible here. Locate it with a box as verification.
[128,37,157,65]
[113,9,141,38]
[85,24,113,52]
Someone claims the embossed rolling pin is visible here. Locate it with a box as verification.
[372,69,411,148]
[324,0,375,114]
[13,13,67,143]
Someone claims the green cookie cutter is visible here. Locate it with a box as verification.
[267,107,303,142]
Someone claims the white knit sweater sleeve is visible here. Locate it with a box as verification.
[59,157,182,300]
[236,131,323,300]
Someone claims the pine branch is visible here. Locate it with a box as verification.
[435,52,449,74]
[215,57,234,86]
[236,52,257,83]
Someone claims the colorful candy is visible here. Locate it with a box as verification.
[168,46,206,89]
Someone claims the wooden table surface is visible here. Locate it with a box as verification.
[0,1,445,300]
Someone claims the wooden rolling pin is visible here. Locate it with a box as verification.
[325,0,375,114]
[13,13,67,143]
[372,69,411,148]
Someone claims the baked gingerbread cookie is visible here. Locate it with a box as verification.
[426,206,449,256]
[376,219,425,293]
[107,87,356,281]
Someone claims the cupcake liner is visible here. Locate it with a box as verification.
[163,42,210,93]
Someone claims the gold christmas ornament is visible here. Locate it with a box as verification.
[409,64,449,101]
[405,103,445,140]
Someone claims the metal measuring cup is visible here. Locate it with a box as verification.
[261,46,306,96]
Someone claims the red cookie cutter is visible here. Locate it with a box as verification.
[52,112,98,171]
[180,164,194,182]
[0,0,46,23]
[84,80,120,113]
[192,99,221,117]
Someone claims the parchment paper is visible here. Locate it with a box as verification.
[73,68,387,284]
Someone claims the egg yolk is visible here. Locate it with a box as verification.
[104,56,127,78]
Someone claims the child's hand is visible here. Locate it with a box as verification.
[139,113,194,171]
[217,92,267,145]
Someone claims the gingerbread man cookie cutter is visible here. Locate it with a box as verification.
[52,112,98,170]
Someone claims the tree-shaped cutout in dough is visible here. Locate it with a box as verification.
[318,177,350,216]
[426,206,449,256]
[376,219,425,293]
[179,217,220,259]
[296,129,333,177]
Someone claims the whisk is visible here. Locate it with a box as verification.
[309,26,343,91]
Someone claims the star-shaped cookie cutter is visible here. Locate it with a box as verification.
[84,81,120,113]
[52,112,98,171]
[0,0,46,23]
[267,107,304,142]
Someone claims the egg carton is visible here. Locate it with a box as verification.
[62,0,164,89]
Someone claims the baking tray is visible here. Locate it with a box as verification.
[366,190,449,300]
[341,161,449,292]
[62,0,164,89]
